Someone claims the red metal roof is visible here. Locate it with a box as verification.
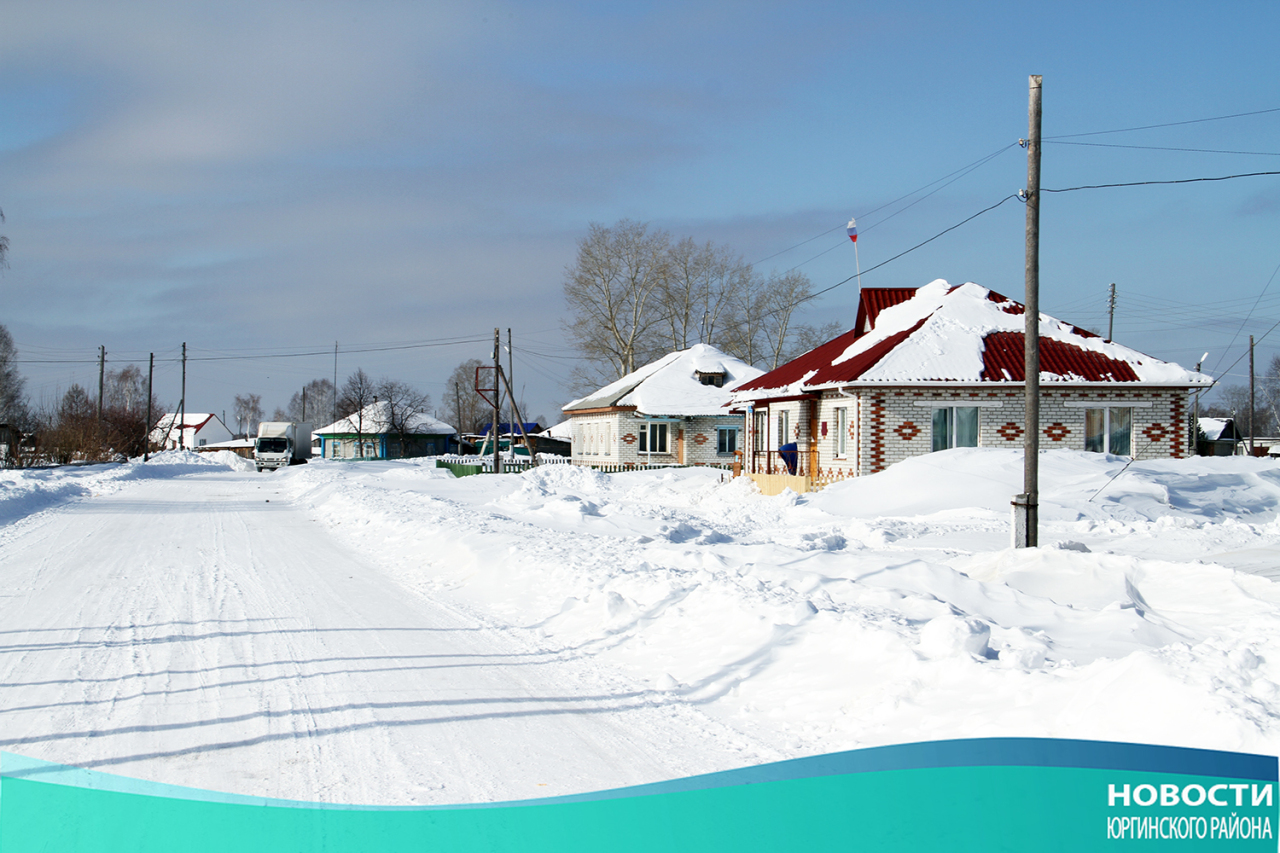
[732,283,1186,400]
[981,332,1141,382]
[731,326,862,393]
[855,287,917,333]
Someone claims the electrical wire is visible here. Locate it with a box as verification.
[1046,106,1280,139]
[1043,171,1280,193]
[1045,140,1280,157]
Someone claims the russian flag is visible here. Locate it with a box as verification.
[846,217,857,243]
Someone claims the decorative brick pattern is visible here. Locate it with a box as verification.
[997,421,1023,441]
[894,420,921,441]
[693,433,708,445]
[1044,422,1070,442]
[769,385,1191,486]
[1142,423,1170,442]
[621,433,636,444]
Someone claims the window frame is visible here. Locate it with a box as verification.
[1085,407,1132,455]
[639,421,670,455]
[931,406,980,451]
[716,426,738,455]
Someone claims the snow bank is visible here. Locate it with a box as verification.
[0,451,247,531]
[266,451,1280,759]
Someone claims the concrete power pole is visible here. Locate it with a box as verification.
[1107,283,1116,341]
[1014,74,1042,549]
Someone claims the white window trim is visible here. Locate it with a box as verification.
[1064,400,1152,408]
[913,400,1004,408]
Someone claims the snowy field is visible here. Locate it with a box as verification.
[2,449,1280,805]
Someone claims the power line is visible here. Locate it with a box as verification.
[1043,170,1280,193]
[800,194,1020,305]
[1045,140,1280,157]
[1046,106,1280,139]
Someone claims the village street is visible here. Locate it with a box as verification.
[0,464,769,805]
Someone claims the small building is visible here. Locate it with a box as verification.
[562,344,763,468]
[194,437,256,459]
[729,280,1212,493]
[314,401,456,459]
[1197,417,1241,456]
[149,413,235,450]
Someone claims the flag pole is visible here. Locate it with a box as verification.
[854,241,862,295]
[847,217,861,295]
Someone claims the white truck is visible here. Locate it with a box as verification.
[254,422,312,472]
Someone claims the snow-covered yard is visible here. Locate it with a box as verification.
[2,449,1279,805]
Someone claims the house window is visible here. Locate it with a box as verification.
[776,410,790,448]
[932,407,979,451]
[638,422,669,454]
[1085,407,1131,455]
[698,372,725,387]
[753,411,767,452]
[834,407,848,457]
[717,427,738,455]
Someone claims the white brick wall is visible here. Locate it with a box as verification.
[751,385,1189,477]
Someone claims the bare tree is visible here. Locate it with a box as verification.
[563,220,671,389]
[377,378,433,457]
[286,378,335,425]
[442,358,489,435]
[337,368,377,456]
[233,393,263,437]
[754,270,818,369]
[0,324,29,428]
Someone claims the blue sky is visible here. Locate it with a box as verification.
[2,1,1278,425]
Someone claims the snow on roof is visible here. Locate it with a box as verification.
[148,412,221,443]
[314,401,455,436]
[563,344,764,417]
[539,420,573,440]
[1198,417,1238,441]
[732,280,1212,401]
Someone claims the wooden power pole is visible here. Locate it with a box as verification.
[179,342,187,450]
[1014,74,1042,549]
[1250,335,1256,456]
[144,353,154,462]
[492,328,502,474]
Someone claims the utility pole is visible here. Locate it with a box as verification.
[333,341,339,426]
[144,354,154,462]
[97,345,105,425]
[1193,353,1207,455]
[179,342,187,450]
[1250,335,1256,456]
[492,328,502,474]
[1014,74,1042,549]
[507,328,514,438]
[1107,283,1116,340]
[455,382,463,450]
[301,386,307,422]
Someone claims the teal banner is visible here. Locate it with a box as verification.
[1,739,1275,851]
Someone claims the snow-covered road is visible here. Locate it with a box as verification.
[5,449,1280,807]
[0,463,769,804]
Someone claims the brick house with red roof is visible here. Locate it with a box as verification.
[728,280,1211,492]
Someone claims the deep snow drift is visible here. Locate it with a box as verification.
[2,449,1280,803]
